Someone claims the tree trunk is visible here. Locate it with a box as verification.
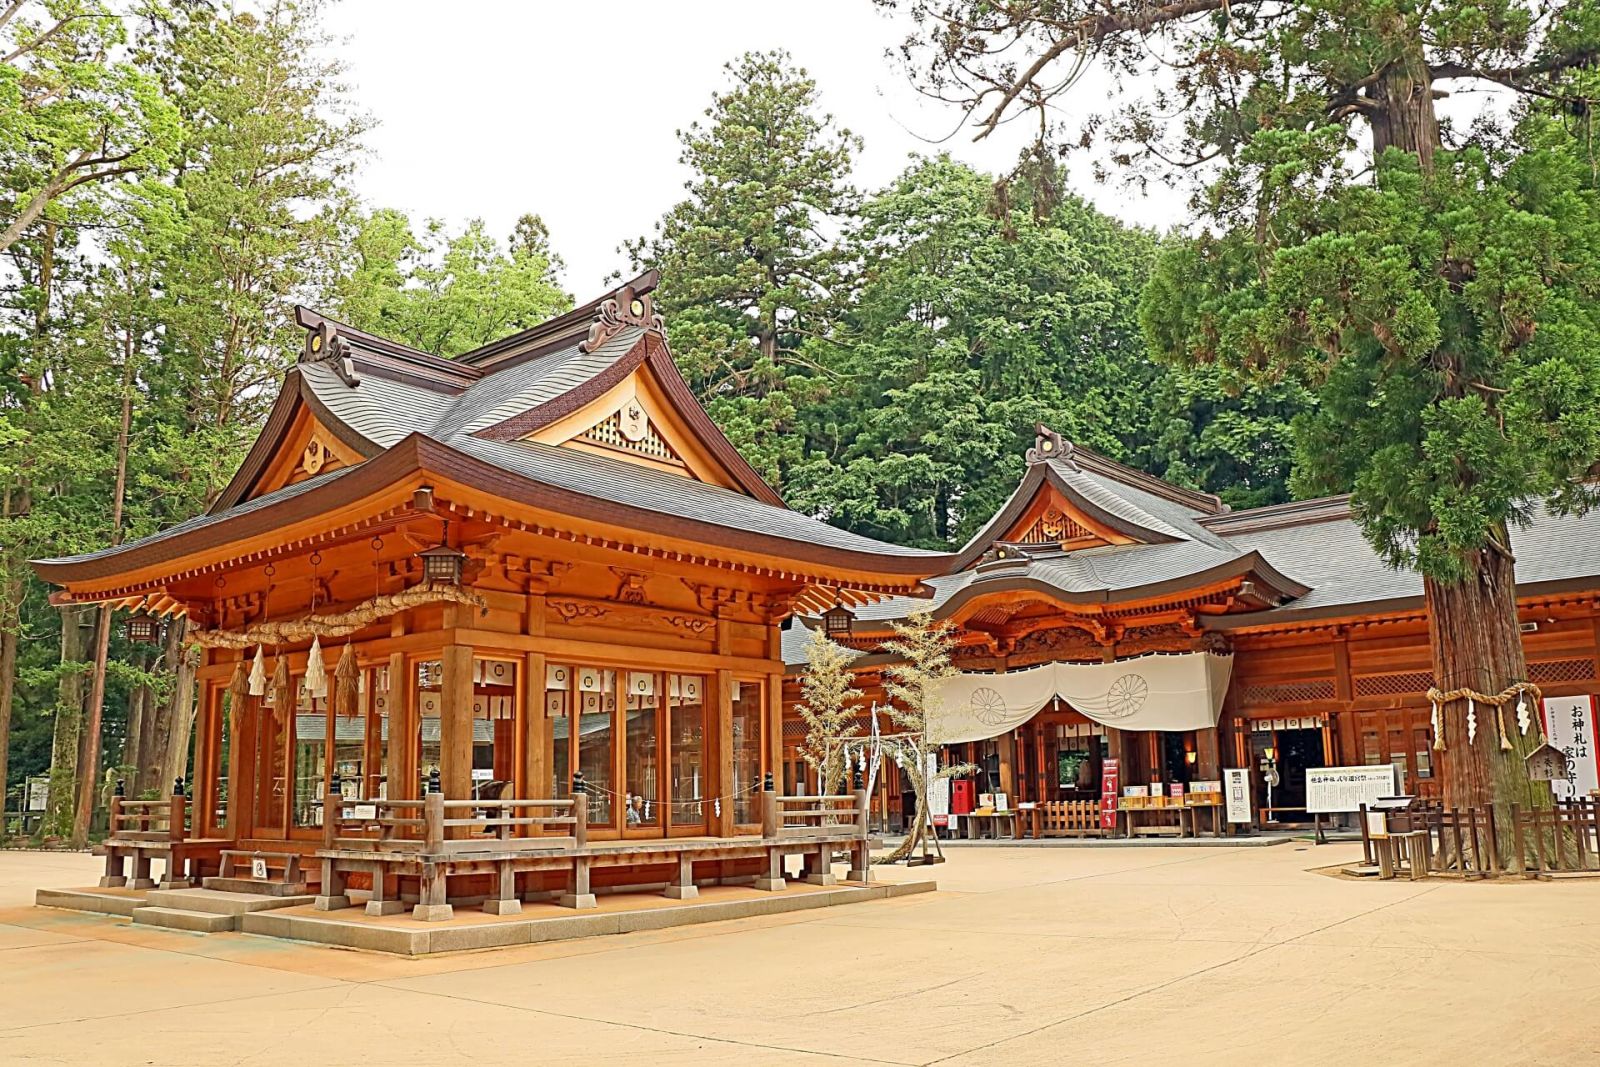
[124,679,148,793]
[1369,55,1440,170]
[46,606,89,838]
[1426,540,1549,863]
[161,631,199,796]
[70,364,134,846]
[0,595,17,820]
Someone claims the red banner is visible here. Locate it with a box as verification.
[1099,758,1120,830]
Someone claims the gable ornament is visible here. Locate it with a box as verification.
[1025,423,1076,469]
[579,280,665,353]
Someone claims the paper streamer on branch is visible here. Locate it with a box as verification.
[927,652,1233,744]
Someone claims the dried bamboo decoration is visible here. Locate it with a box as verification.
[270,652,291,722]
[334,641,359,718]
[225,657,249,716]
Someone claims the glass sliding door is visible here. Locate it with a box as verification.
[575,667,617,830]
[731,679,764,826]
[623,671,662,834]
[669,674,706,835]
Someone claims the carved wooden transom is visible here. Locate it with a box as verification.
[1020,507,1094,545]
[576,403,686,470]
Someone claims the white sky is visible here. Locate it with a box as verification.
[321,0,1188,297]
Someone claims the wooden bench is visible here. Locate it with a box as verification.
[99,790,226,889]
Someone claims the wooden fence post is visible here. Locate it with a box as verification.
[424,791,444,854]
[848,786,871,882]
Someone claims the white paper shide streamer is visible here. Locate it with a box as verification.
[247,645,266,697]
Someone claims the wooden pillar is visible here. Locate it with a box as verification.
[385,651,412,801]
[194,680,218,837]
[766,671,783,788]
[522,652,552,806]
[713,668,735,836]
[440,644,474,801]
[226,694,257,842]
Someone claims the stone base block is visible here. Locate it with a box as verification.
[98,876,127,888]
[483,898,522,915]
[131,906,236,933]
[157,879,194,891]
[314,894,351,912]
[412,903,453,922]
[558,893,597,910]
[803,873,838,886]
[130,878,157,890]
[663,884,699,899]
[366,899,405,917]
[752,878,786,892]
[847,869,871,882]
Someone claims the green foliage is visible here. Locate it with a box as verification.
[0,0,179,254]
[626,50,861,482]
[334,211,571,357]
[1145,139,1600,579]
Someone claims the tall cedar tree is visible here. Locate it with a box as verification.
[626,50,861,484]
[885,1,1600,842]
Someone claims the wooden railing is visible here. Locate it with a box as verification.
[1037,799,1105,837]
[762,791,869,841]
[108,794,187,843]
[321,791,581,855]
[1364,798,1600,879]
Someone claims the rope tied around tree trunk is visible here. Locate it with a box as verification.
[1426,681,1543,751]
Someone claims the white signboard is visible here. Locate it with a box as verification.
[352,803,377,821]
[927,754,950,818]
[1224,768,1252,824]
[1306,765,1401,814]
[1543,696,1599,801]
[250,857,269,880]
[25,776,49,812]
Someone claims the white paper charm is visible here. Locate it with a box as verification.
[1517,693,1531,736]
[248,645,266,697]
[1467,697,1477,745]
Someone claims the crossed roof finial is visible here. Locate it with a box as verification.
[1026,424,1076,469]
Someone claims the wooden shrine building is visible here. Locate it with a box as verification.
[780,427,1600,833]
[34,272,951,918]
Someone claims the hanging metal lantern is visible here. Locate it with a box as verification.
[125,612,161,645]
[418,543,467,585]
[822,598,854,638]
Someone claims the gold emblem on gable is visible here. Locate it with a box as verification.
[300,437,330,476]
[619,401,648,442]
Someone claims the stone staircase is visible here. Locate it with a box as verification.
[130,887,314,933]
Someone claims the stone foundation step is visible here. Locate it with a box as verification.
[146,888,314,915]
[35,887,143,917]
[203,876,308,897]
[131,906,237,933]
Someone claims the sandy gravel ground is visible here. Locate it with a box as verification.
[1,842,1595,1066]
